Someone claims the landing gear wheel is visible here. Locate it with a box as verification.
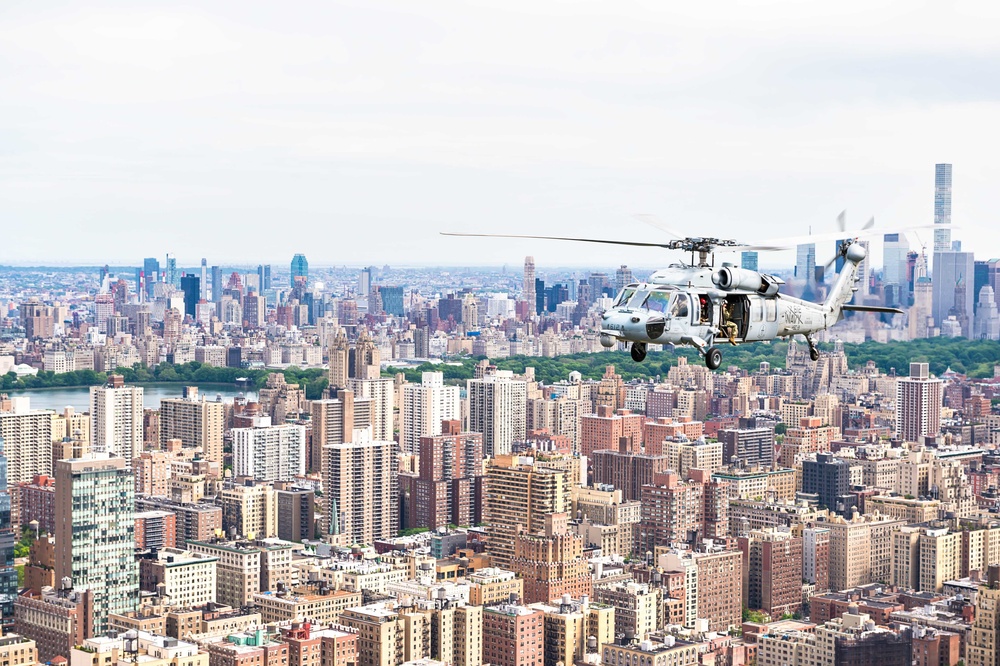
[705,346,722,370]
[630,342,647,362]
[809,346,820,361]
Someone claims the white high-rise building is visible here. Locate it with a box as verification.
[467,368,527,458]
[90,376,143,464]
[400,371,461,455]
[895,362,943,443]
[523,256,535,311]
[0,397,54,483]
[882,233,909,307]
[232,416,307,482]
[348,377,394,443]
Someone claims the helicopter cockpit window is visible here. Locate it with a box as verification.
[627,290,650,309]
[643,291,671,313]
[614,287,637,308]
[670,294,689,319]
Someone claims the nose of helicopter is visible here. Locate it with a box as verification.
[601,308,665,342]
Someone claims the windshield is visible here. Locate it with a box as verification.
[643,291,671,313]
[614,287,636,308]
[626,290,649,308]
[670,294,689,318]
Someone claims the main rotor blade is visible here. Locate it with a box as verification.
[862,216,875,231]
[632,214,687,240]
[836,210,847,233]
[440,232,672,249]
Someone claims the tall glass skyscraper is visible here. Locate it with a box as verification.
[883,233,909,308]
[0,436,16,628]
[934,163,953,252]
[795,243,816,281]
[291,254,309,286]
[740,251,758,272]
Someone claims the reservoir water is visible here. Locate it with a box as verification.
[2,383,258,412]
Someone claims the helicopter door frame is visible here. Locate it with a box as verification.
[724,294,751,341]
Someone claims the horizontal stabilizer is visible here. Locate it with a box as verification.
[842,304,904,314]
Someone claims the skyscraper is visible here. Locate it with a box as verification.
[400,371,461,455]
[358,267,373,298]
[232,417,307,482]
[795,243,816,281]
[740,252,758,272]
[211,265,222,303]
[322,430,399,544]
[90,376,143,464]
[934,163,953,252]
[932,250,975,338]
[882,233,909,308]
[257,264,272,293]
[896,362,943,443]
[159,388,226,463]
[55,454,138,635]
[143,257,160,297]
[200,259,208,301]
[467,368,527,458]
[328,328,349,389]
[348,377,393,443]
[165,253,177,286]
[290,254,308,286]
[523,257,535,310]
[0,437,17,627]
[180,274,199,317]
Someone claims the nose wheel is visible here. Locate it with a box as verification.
[630,342,647,362]
[704,346,722,370]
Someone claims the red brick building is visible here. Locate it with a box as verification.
[483,604,543,666]
[510,514,591,604]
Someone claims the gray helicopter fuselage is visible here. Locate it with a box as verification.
[599,264,834,350]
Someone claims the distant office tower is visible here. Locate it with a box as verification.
[89,375,143,464]
[290,253,308,286]
[0,438,16,625]
[795,243,816,281]
[0,400,53,484]
[523,257,536,309]
[741,252,759,272]
[159,389,226,463]
[322,430,398,544]
[180,274,199,317]
[143,257,160,297]
[211,265,222,303]
[934,163,953,252]
[328,328,349,389]
[165,253,177,286]
[200,259,208,301]
[232,417,306,482]
[55,455,138,635]
[534,278,546,315]
[975,286,1000,340]
[588,273,608,303]
[615,265,634,294]
[932,250,974,338]
[379,286,404,316]
[468,368,527,458]
[348,377,393,443]
[883,233,909,307]
[257,264,272,293]
[358,266,373,298]
[896,362,943,443]
[400,372,461,455]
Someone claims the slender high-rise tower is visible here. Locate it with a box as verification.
[895,362,943,442]
[200,258,208,301]
[934,163,953,252]
[523,257,535,313]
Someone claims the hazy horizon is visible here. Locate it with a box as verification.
[3,1,998,266]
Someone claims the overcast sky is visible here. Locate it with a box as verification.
[2,0,999,268]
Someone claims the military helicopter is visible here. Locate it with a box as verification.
[443,220,917,370]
